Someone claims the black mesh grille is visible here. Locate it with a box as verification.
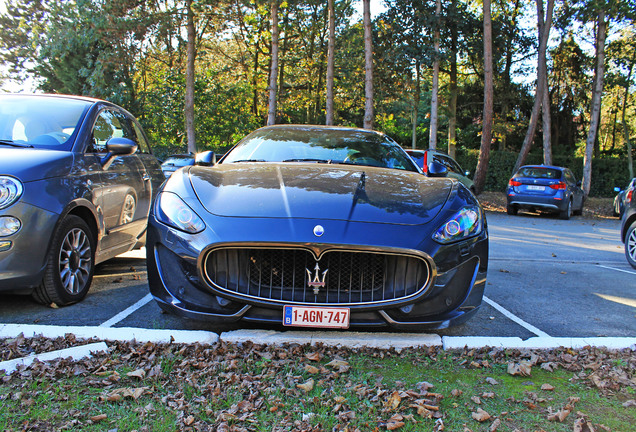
[203,248,431,305]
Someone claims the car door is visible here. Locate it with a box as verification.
[564,169,584,209]
[86,108,149,254]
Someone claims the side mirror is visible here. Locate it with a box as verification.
[101,137,137,169]
[195,150,215,166]
[427,161,448,178]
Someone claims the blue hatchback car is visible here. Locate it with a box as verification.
[506,165,585,220]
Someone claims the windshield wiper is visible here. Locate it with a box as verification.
[0,139,33,148]
[231,159,267,163]
[282,158,332,163]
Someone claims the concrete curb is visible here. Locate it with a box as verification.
[220,329,443,350]
[0,324,219,345]
[0,342,109,374]
[1,324,635,352]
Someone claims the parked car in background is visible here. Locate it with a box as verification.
[613,178,636,218]
[405,149,475,193]
[0,94,164,306]
[620,183,636,268]
[161,154,195,178]
[146,125,488,330]
[506,165,584,220]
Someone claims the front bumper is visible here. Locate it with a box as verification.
[0,202,58,292]
[146,215,488,330]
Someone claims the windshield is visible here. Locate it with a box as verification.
[222,126,419,172]
[0,95,90,149]
[515,167,562,179]
[163,156,194,167]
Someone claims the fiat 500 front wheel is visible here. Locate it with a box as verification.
[32,215,96,306]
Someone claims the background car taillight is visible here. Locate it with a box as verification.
[627,189,633,203]
[422,151,428,174]
[509,179,522,187]
[549,182,567,190]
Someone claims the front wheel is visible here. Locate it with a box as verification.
[625,221,636,269]
[32,215,96,306]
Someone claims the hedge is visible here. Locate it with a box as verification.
[455,149,631,197]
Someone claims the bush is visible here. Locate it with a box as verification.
[455,149,631,197]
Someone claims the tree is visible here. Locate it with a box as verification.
[267,0,280,126]
[474,0,493,195]
[429,0,441,150]
[185,0,197,153]
[513,0,555,173]
[326,0,336,125]
[363,0,373,129]
[582,7,607,196]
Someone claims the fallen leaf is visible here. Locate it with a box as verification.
[385,391,402,410]
[573,417,596,432]
[486,377,499,385]
[326,359,348,368]
[451,389,463,397]
[305,352,322,362]
[304,364,320,374]
[434,419,445,431]
[334,396,346,404]
[541,384,555,391]
[547,407,572,422]
[49,303,59,309]
[481,392,495,399]
[489,418,501,431]
[622,399,636,408]
[471,407,491,422]
[471,396,482,404]
[90,414,107,422]
[386,414,405,430]
[296,378,314,392]
[184,415,195,426]
[127,369,146,379]
[507,361,532,376]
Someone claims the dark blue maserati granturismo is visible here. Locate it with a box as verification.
[146,125,488,330]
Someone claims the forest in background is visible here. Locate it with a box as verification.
[0,0,635,196]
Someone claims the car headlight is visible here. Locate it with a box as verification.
[155,192,205,234]
[0,176,23,210]
[433,206,483,244]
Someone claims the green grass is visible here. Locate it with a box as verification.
[0,343,634,431]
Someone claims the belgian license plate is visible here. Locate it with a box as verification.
[527,185,545,191]
[283,305,350,329]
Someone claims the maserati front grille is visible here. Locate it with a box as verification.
[202,247,432,305]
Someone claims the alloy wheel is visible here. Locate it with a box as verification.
[58,227,92,295]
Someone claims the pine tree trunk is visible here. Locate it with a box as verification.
[185,0,196,154]
[582,9,607,196]
[473,0,493,195]
[513,0,554,173]
[266,0,279,126]
[363,0,374,130]
[622,53,635,178]
[429,0,441,150]
[326,0,335,125]
[448,1,458,159]
[412,62,421,150]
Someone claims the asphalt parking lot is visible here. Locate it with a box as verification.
[1,211,634,343]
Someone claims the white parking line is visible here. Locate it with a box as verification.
[99,293,153,328]
[598,265,636,275]
[483,295,551,338]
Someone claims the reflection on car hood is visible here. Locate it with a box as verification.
[188,163,453,225]
[0,148,73,182]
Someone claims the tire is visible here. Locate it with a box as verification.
[32,215,96,306]
[559,199,572,220]
[625,221,636,269]
[506,205,517,216]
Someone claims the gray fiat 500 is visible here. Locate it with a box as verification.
[0,94,164,306]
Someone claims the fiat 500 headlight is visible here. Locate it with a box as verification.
[433,206,483,244]
[0,176,23,210]
[155,192,205,234]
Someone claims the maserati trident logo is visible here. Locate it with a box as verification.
[306,262,328,295]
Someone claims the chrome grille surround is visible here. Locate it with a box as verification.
[200,243,434,307]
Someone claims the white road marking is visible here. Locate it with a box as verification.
[0,342,109,374]
[483,295,551,338]
[99,293,153,328]
[598,265,636,275]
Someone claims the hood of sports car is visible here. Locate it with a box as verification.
[188,163,453,225]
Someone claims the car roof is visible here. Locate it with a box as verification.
[2,93,102,104]
[254,124,387,137]
[519,165,565,171]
